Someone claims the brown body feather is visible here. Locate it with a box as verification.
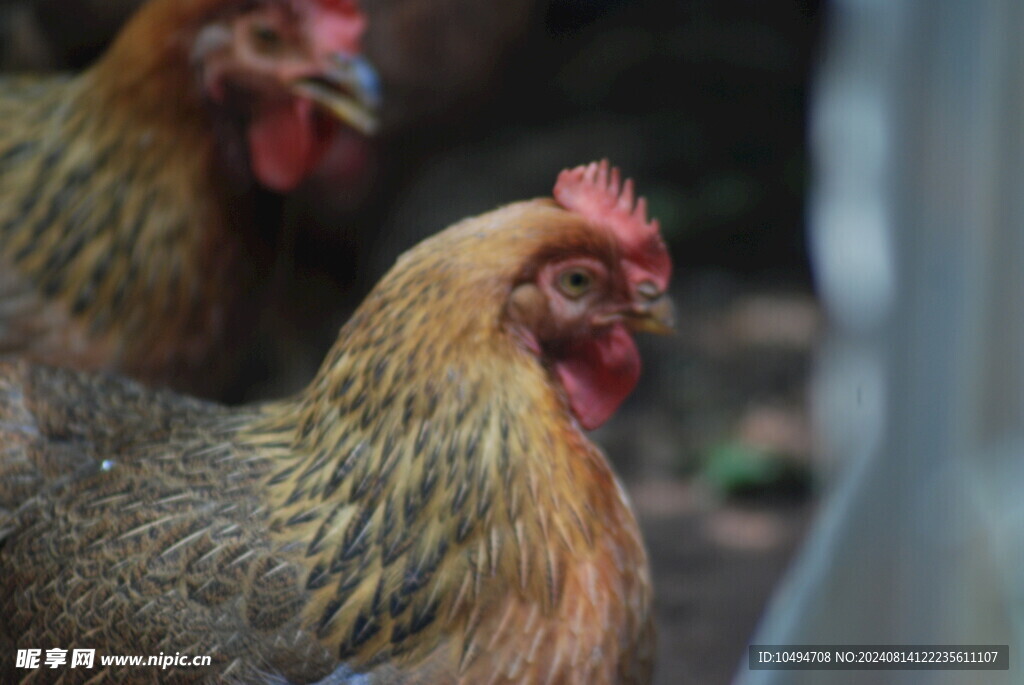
[0,65,257,395]
[0,199,655,684]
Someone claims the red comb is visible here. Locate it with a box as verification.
[307,0,366,54]
[553,160,671,293]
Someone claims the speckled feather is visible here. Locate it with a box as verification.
[0,198,655,684]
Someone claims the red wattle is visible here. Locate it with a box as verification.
[247,99,325,192]
[555,324,641,430]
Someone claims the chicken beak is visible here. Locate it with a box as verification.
[592,283,676,335]
[625,293,676,335]
[291,53,381,136]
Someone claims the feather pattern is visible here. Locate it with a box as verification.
[0,66,251,390]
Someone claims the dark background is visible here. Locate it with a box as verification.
[0,1,824,681]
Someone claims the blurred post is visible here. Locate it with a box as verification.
[738,1,1024,684]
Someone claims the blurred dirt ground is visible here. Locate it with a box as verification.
[635,483,812,684]
[1,0,825,682]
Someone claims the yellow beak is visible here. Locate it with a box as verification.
[625,294,676,335]
[291,53,381,136]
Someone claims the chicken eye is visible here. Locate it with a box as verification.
[251,23,283,51]
[557,268,594,299]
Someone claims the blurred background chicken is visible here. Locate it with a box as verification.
[0,0,380,398]
[0,162,669,684]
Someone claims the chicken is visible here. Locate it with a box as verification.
[0,0,380,396]
[0,160,671,684]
